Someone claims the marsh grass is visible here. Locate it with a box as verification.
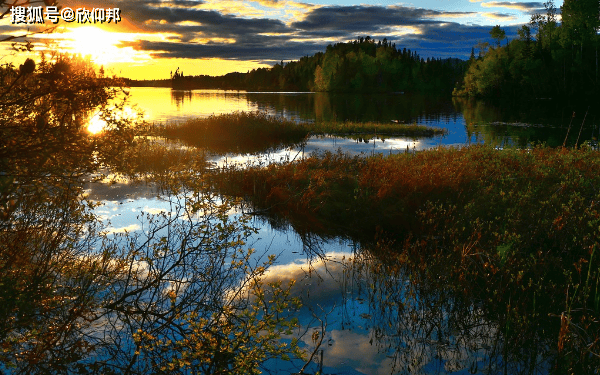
[148,112,445,155]
[156,111,309,154]
[208,144,600,371]
[106,137,209,190]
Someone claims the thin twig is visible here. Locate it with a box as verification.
[575,106,590,149]
[563,111,576,147]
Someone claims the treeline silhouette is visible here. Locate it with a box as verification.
[454,0,600,102]
[131,0,600,102]
[160,37,466,94]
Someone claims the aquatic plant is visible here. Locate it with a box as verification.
[152,111,446,155]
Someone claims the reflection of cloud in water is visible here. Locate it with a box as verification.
[261,252,356,309]
[103,224,141,234]
[208,147,303,168]
[92,198,178,237]
[142,207,168,215]
[208,135,448,168]
[305,135,425,156]
[83,178,160,202]
[260,252,499,375]
[312,329,395,375]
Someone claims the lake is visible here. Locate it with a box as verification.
[125,87,598,151]
[86,87,595,374]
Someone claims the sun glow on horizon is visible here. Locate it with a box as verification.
[58,26,152,66]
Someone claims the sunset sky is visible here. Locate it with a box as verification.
[1,0,562,80]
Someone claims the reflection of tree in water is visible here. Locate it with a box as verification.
[273,231,556,374]
[170,89,192,110]
[454,96,598,148]
[244,92,462,124]
[349,249,553,374]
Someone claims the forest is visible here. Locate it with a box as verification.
[168,37,466,94]
[454,0,600,102]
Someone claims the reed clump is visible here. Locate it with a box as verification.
[106,137,209,191]
[158,111,309,154]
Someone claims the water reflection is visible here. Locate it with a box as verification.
[83,161,566,374]
[128,88,467,134]
[259,237,554,375]
[207,135,426,169]
[122,87,598,149]
[455,97,599,148]
[83,88,600,373]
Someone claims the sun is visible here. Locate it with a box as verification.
[60,26,148,66]
[87,106,141,134]
[87,112,106,134]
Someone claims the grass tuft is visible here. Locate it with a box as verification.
[155,111,309,154]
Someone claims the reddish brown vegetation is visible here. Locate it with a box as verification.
[211,144,600,371]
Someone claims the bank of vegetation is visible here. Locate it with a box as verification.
[308,119,447,138]
[157,111,307,154]
[210,144,600,372]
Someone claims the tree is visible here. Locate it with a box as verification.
[490,25,506,47]
[476,41,490,58]
[518,25,534,58]
[561,0,600,48]
[0,51,133,373]
[0,4,305,373]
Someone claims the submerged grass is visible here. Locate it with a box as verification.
[208,144,600,372]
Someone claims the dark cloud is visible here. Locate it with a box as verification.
[120,39,325,61]
[9,1,529,64]
[401,23,520,58]
[123,22,516,62]
[485,12,518,19]
[114,3,492,62]
[291,5,473,32]
[485,1,543,8]
[0,23,55,44]
[481,1,545,15]
[63,0,287,35]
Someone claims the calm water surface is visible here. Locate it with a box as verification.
[127,87,598,151]
[88,87,594,374]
